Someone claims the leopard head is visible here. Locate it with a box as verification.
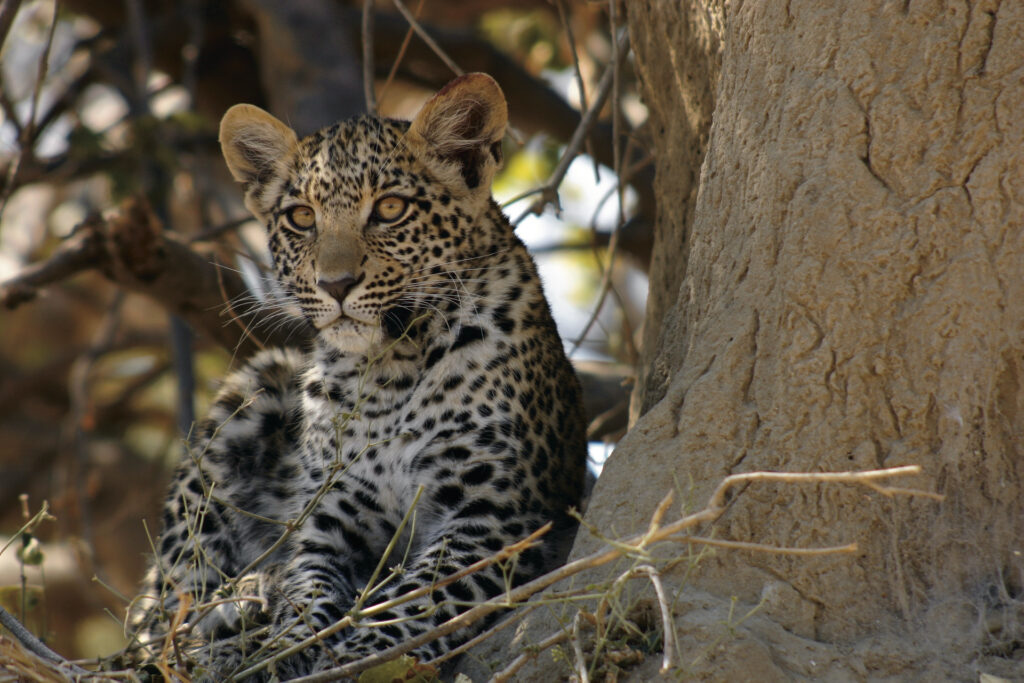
[219,74,508,353]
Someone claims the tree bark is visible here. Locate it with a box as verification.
[627,1,724,419]
[574,0,1024,678]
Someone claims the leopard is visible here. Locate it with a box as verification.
[129,73,587,680]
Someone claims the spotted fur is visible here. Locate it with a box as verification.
[130,74,587,679]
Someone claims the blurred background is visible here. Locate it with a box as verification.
[0,0,651,662]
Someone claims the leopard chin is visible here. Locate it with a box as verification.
[319,317,381,353]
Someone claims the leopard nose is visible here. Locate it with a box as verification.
[318,275,357,304]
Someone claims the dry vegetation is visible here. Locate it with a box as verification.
[3,453,937,680]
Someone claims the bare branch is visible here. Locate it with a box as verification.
[0,606,92,676]
[0,0,58,215]
[682,537,859,556]
[0,199,312,358]
[426,603,542,668]
[391,0,463,78]
[571,611,590,683]
[555,0,596,179]
[361,0,376,114]
[0,219,105,309]
[513,29,631,224]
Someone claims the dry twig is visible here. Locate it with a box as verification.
[391,0,463,77]
[286,465,935,681]
[0,607,91,676]
[513,29,631,225]
[0,199,312,357]
[361,0,377,114]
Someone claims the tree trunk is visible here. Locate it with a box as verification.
[572,1,1024,679]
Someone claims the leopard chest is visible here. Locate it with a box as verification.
[293,340,506,512]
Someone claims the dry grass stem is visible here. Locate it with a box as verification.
[0,462,936,680]
[681,537,859,556]
[633,564,675,673]
[571,610,590,683]
[487,629,570,683]
[233,524,553,680]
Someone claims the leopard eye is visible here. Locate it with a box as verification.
[372,196,409,223]
[286,205,316,231]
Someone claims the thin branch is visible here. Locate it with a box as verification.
[0,199,312,358]
[0,79,23,137]
[555,0,596,180]
[60,290,125,591]
[361,0,377,114]
[704,466,941,511]
[513,29,631,225]
[233,524,553,680]
[0,219,105,309]
[23,0,58,143]
[391,0,463,77]
[426,603,541,667]
[377,0,423,105]
[863,481,945,501]
[609,0,624,228]
[188,215,254,243]
[568,226,619,358]
[124,0,154,112]
[0,501,54,558]
[0,606,91,676]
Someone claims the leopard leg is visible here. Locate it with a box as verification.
[131,349,304,663]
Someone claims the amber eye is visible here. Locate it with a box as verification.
[286,205,316,231]
[372,196,408,223]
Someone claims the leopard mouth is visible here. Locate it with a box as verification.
[312,306,414,348]
[314,306,377,331]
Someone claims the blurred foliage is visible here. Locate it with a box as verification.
[479,9,565,72]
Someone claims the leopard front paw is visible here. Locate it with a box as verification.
[196,573,272,640]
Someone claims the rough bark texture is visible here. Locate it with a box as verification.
[629,1,725,421]
[459,1,1024,680]
[578,0,1024,679]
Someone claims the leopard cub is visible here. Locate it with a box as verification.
[131,73,587,679]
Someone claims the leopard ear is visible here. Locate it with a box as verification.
[220,104,298,188]
[409,73,508,193]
